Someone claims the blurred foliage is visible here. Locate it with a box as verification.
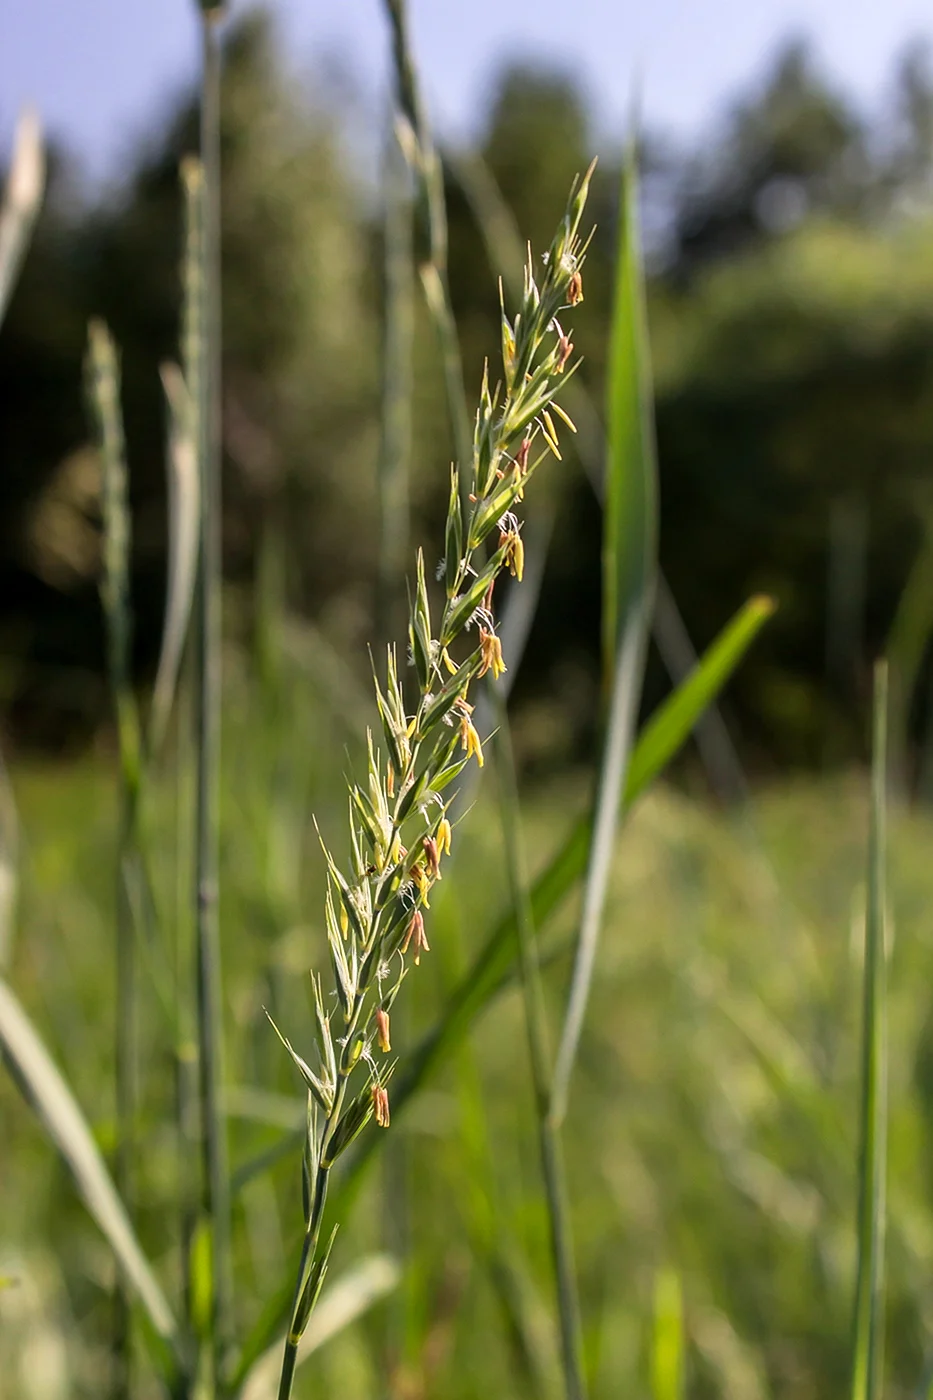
[7,641,933,1396]
[4,13,933,766]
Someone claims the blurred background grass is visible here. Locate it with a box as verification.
[9,666,933,1397]
[6,3,933,1396]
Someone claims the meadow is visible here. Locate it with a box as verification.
[3,710,929,1399]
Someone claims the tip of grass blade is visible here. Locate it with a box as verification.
[6,108,44,217]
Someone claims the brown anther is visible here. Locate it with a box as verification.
[372,1083,391,1128]
[556,334,573,373]
[483,578,496,613]
[401,908,430,964]
[423,835,441,880]
[375,1008,391,1053]
[408,861,429,906]
[567,270,584,306]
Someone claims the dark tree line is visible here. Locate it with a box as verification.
[4,11,933,768]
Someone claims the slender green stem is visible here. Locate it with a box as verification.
[177,154,204,1366]
[383,0,472,475]
[276,1019,361,1400]
[376,125,414,646]
[850,660,888,1400]
[493,695,588,1400]
[195,6,232,1377]
[549,608,651,1127]
[113,783,140,1399]
[276,1173,329,1400]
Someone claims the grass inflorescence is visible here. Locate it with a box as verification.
[271,166,596,1400]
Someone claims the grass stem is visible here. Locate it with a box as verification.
[194,5,232,1376]
[376,124,414,646]
[850,659,889,1400]
[494,695,588,1400]
[383,0,472,474]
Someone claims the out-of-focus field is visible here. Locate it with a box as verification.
[4,660,933,1399]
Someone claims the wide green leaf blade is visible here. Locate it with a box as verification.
[0,977,181,1365]
[850,661,889,1400]
[627,594,775,798]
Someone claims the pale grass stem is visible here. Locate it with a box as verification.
[85,319,143,1400]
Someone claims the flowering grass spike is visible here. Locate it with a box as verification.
[273,161,596,1400]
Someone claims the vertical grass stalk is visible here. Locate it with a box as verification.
[86,319,143,1398]
[383,0,472,474]
[850,660,889,1400]
[194,0,232,1376]
[376,124,414,646]
[494,700,588,1400]
[376,116,415,1385]
[173,153,206,1362]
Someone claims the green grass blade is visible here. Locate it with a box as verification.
[0,108,44,327]
[650,1268,685,1400]
[550,147,658,1125]
[850,660,889,1400]
[0,977,181,1364]
[627,595,775,797]
[598,147,659,687]
[885,520,933,786]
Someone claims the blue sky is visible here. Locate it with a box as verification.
[2,0,932,184]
